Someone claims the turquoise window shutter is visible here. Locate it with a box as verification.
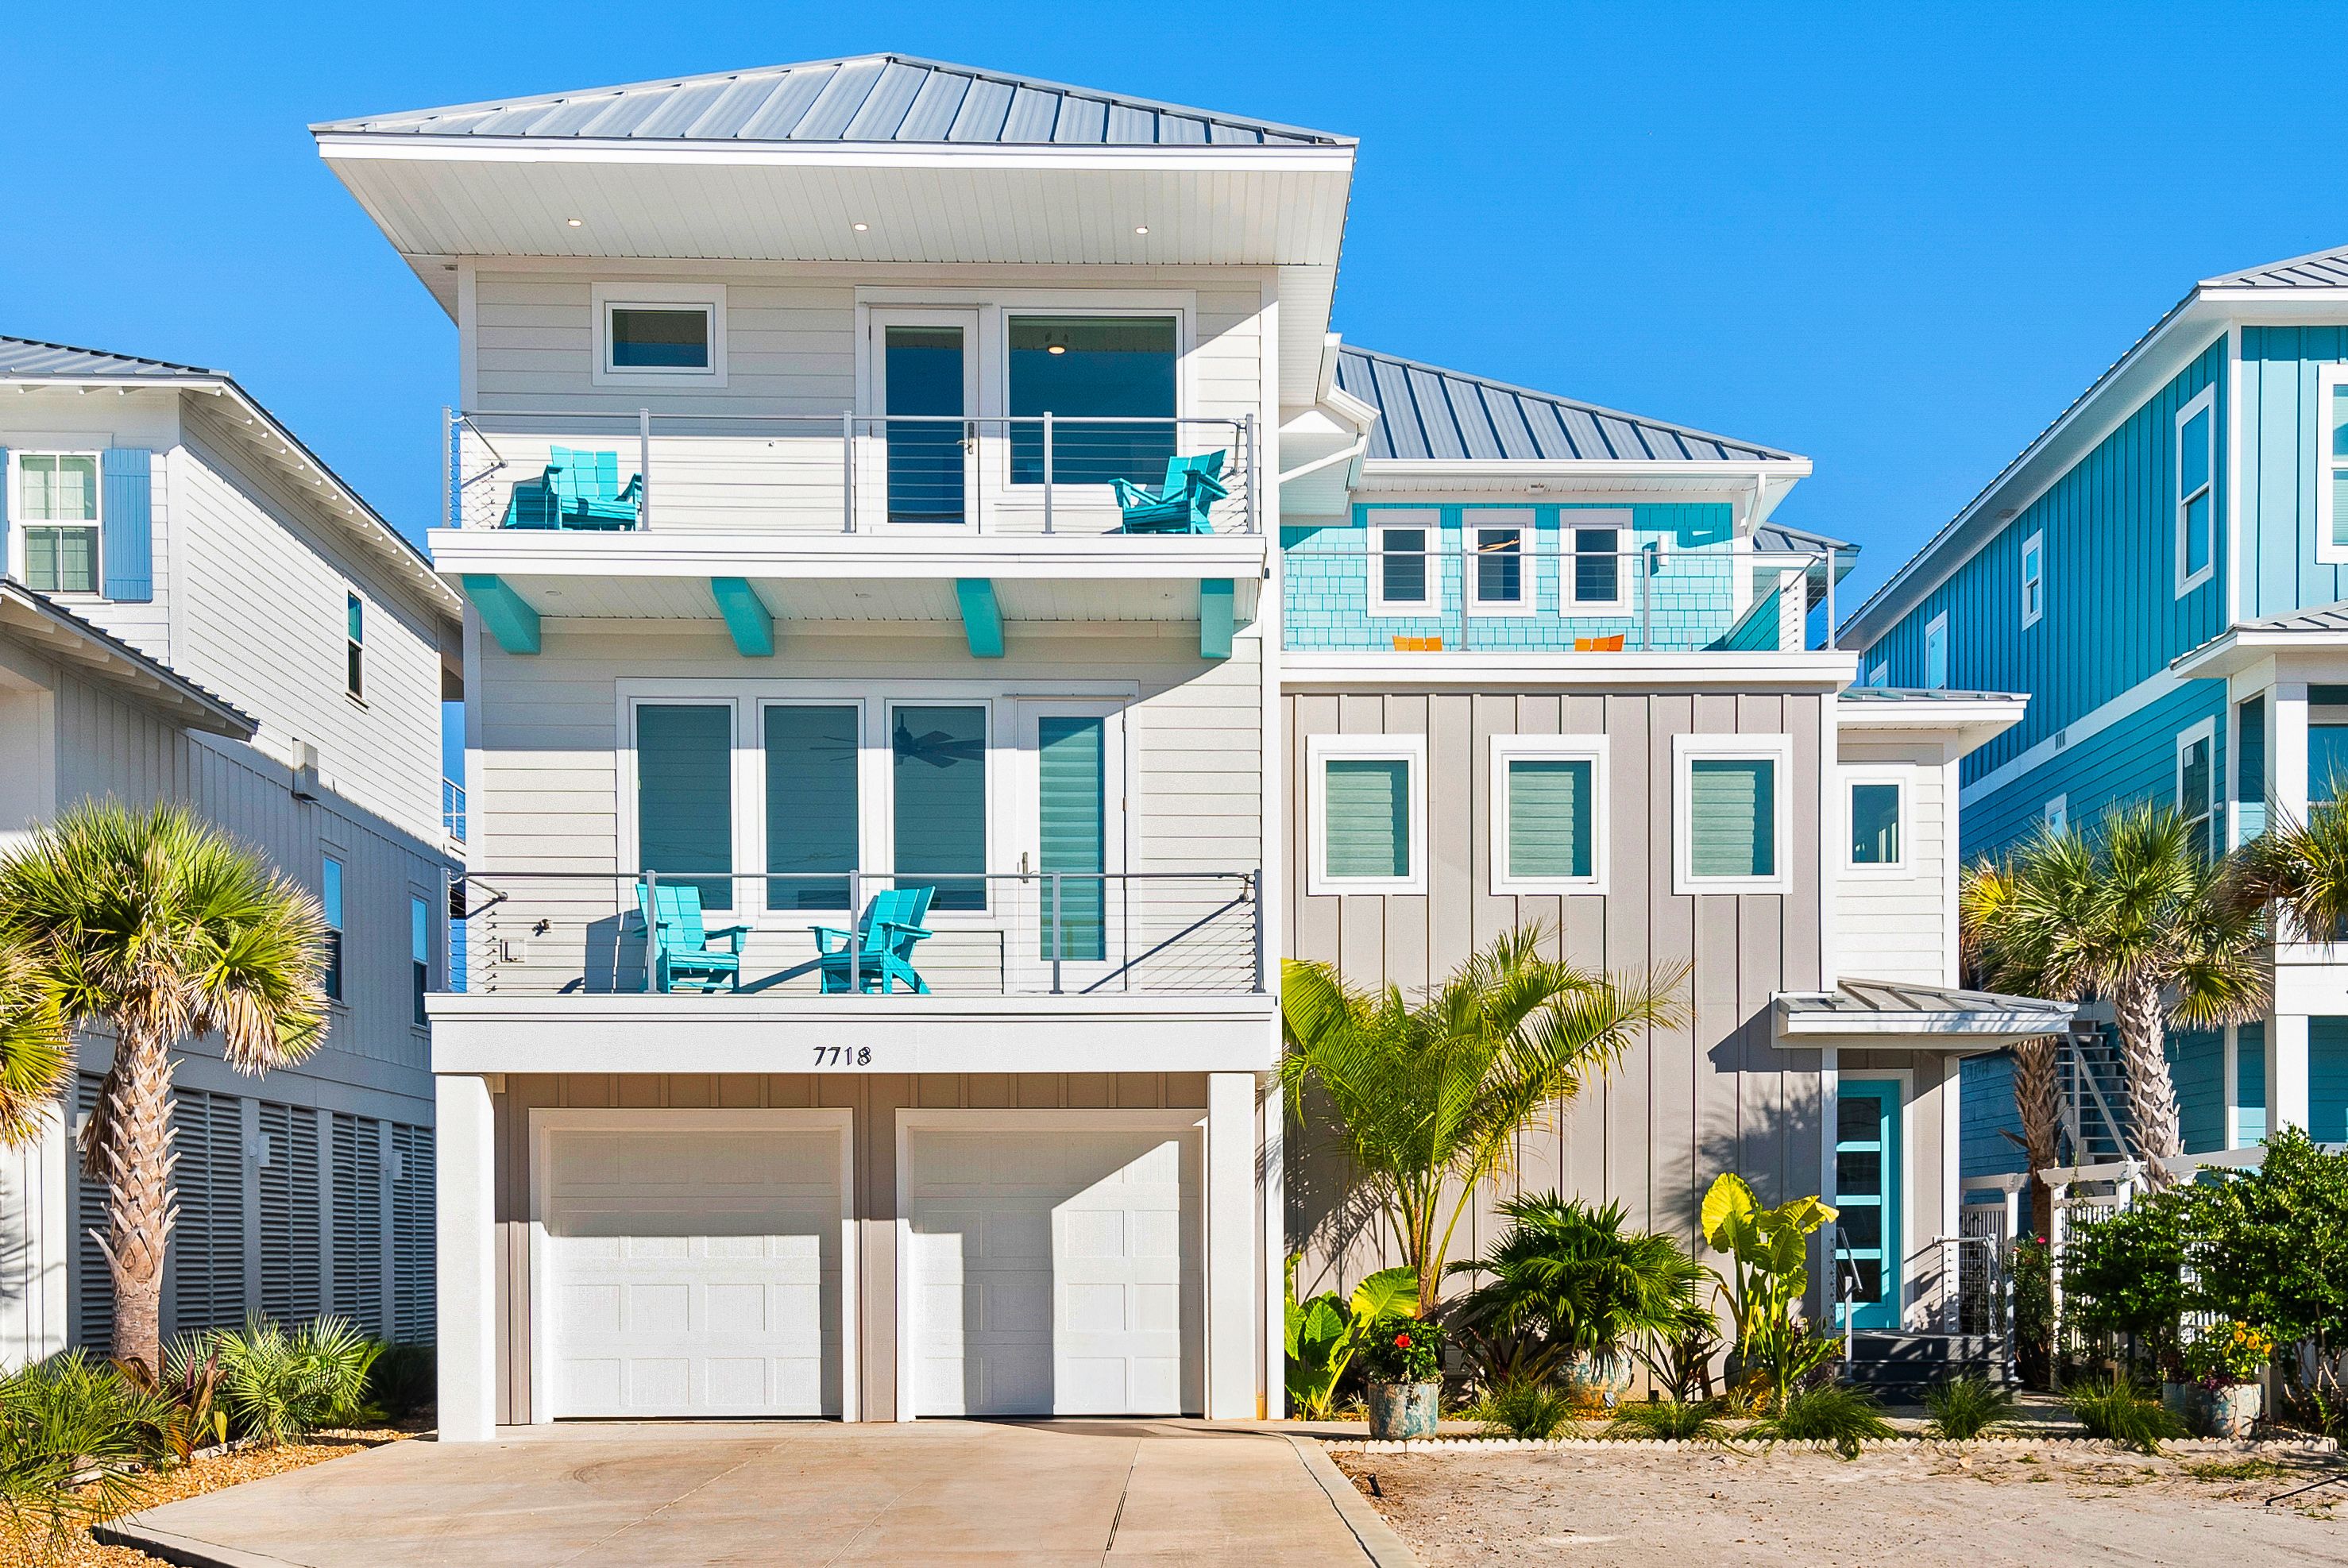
[1689,758,1775,878]
[1508,759,1592,879]
[636,705,735,910]
[101,448,153,602]
[763,705,859,911]
[1324,759,1410,879]
[1037,716,1106,961]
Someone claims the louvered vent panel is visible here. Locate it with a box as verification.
[389,1123,434,1344]
[71,1075,113,1354]
[169,1091,246,1335]
[330,1114,384,1336]
[257,1102,322,1325]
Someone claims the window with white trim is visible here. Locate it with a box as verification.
[2175,385,2215,595]
[16,453,101,595]
[1674,734,1791,894]
[1566,513,1633,612]
[1844,771,1910,873]
[410,893,431,1029]
[1925,612,1948,690]
[1490,735,1608,893]
[2020,531,2044,628]
[1309,733,1426,895]
[2177,720,2215,861]
[593,282,726,385]
[346,593,365,701]
[321,855,345,1003]
[2319,364,2348,564]
[1368,516,1438,614]
[1467,515,1531,612]
[2044,795,2067,836]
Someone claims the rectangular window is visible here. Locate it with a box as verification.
[1675,736,1790,892]
[1847,777,1906,870]
[17,454,101,595]
[410,894,431,1027]
[1568,523,1630,611]
[763,704,859,912]
[346,593,365,701]
[2323,365,2348,561]
[594,284,724,384]
[1037,716,1107,962]
[2020,531,2044,628]
[891,704,987,912]
[2177,721,2215,860]
[2312,718,2348,805]
[1469,524,1527,610]
[321,855,345,1003]
[1007,315,1177,487]
[1491,736,1607,892]
[1924,612,1948,690]
[1372,523,1434,612]
[2237,694,2267,841]
[1309,735,1425,894]
[635,703,736,911]
[2176,387,2215,593]
[609,305,712,370]
[2045,795,2068,836]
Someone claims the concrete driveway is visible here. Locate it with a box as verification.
[102,1420,1412,1566]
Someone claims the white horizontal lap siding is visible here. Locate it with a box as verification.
[1833,741,1951,987]
[1190,288,1265,430]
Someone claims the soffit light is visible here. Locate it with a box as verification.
[566,218,582,227]
[1134,226,1149,235]
[852,222,870,232]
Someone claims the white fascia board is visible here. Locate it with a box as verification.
[1357,457,1810,490]
[427,528,1269,583]
[1836,694,2029,754]
[1281,649,1859,691]
[427,992,1279,1074]
[2172,628,2348,681]
[316,133,1357,178]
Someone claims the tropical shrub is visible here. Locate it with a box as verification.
[1357,1314,1445,1385]
[2061,1192,2192,1373]
[1467,1377,1579,1439]
[1632,1308,1724,1404]
[0,1351,164,1560]
[366,1342,438,1422]
[1446,1195,1702,1387]
[2191,1129,2348,1408]
[1921,1373,2018,1439]
[1607,1397,1728,1443]
[1699,1172,1837,1411]
[115,1337,227,1466]
[214,1315,380,1446]
[2181,1321,2276,1389]
[1280,930,1683,1317]
[1747,1383,1894,1458]
[2063,1374,2184,1454]
[1284,1259,1418,1419]
[2008,1234,2056,1389]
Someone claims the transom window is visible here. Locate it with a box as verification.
[17,453,100,595]
[1491,736,1608,892]
[1674,736,1790,893]
[2176,386,2215,594]
[1309,735,1426,895]
[1007,315,1177,487]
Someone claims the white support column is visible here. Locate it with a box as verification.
[2222,1025,2243,1150]
[2276,682,2311,825]
[1260,1073,1286,1421]
[1206,1071,1256,1421]
[435,1074,497,1442]
[2270,1014,2313,1135]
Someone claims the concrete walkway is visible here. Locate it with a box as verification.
[102,1420,1415,1567]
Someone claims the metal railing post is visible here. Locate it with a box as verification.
[843,411,857,533]
[1041,413,1055,535]
[638,409,652,531]
[848,870,862,991]
[1824,546,1837,650]
[442,407,455,531]
[441,865,455,994]
[1050,872,1064,995]
[1458,529,1471,651]
[642,869,658,994]
[1640,546,1654,651]
[1249,872,1265,994]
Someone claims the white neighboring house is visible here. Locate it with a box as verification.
[0,336,461,1364]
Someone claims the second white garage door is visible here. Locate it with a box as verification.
[538,1111,851,1419]
[904,1118,1204,1417]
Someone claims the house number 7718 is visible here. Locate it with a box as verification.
[813,1046,872,1067]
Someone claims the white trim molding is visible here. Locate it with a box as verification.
[1671,732,1794,896]
[2175,383,2217,597]
[1306,730,1428,897]
[1489,732,1610,895]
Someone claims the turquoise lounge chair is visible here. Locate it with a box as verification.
[548,446,642,529]
[812,886,936,994]
[1114,451,1226,534]
[637,881,747,994]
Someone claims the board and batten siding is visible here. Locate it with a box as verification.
[1834,736,1952,987]
[1282,686,1828,1301]
[2241,324,2348,619]
[1861,337,2228,790]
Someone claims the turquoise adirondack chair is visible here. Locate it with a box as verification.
[499,473,560,528]
[812,886,936,994]
[548,446,643,529]
[636,881,748,994]
[1114,451,1226,534]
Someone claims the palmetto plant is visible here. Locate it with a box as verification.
[0,1351,166,1563]
[0,940,71,1149]
[1280,929,1685,1319]
[0,801,329,1373]
[1446,1195,1704,1385]
[212,1315,381,1447]
[1959,802,2267,1178]
[2230,795,2348,943]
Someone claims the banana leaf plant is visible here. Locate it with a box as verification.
[1284,1259,1419,1419]
[1700,1172,1838,1411]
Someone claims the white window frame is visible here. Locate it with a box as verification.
[1562,511,1635,614]
[1672,732,1793,895]
[10,450,105,597]
[1366,513,1440,615]
[1464,512,1535,616]
[1924,612,1948,691]
[2044,794,2068,836]
[2318,364,2348,565]
[2176,717,2216,852]
[1307,732,1428,897]
[592,281,727,387]
[320,851,347,1008]
[2019,531,2044,629]
[1489,734,1609,894]
[1841,767,1914,878]
[346,591,365,704]
[2174,384,2216,596]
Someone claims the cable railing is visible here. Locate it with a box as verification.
[445,408,1259,537]
[442,867,1264,998]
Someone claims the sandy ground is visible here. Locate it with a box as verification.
[1334,1442,2348,1566]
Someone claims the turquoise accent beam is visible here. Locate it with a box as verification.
[1200,578,1234,660]
[710,577,774,657]
[461,574,540,655]
[956,578,1005,658]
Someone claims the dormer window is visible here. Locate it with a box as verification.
[593,283,726,385]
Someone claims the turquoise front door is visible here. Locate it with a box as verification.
[1834,1079,1902,1330]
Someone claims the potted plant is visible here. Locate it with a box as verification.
[1361,1313,1446,1439]
[2179,1320,2273,1438]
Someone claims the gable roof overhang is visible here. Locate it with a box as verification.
[0,581,254,738]
[1836,687,2030,755]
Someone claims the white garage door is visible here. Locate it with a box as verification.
[906,1121,1203,1417]
[540,1116,848,1418]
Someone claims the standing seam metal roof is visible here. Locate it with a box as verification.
[2203,243,2348,290]
[1334,346,1798,465]
[311,55,1351,148]
[0,336,221,381]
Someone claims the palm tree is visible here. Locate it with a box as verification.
[0,801,328,1372]
[0,942,70,1148]
[1960,802,2266,1184]
[2229,794,2348,943]
[1954,861,2064,1237]
[1280,927,1685,1318]
[1444,1193,1704,1385]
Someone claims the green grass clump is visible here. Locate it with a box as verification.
[1607,1397,1729,1443]
[1921,1373,2018,1440]
[2062,1376,2184,1455]
[1749,1384,1896,1459]
[1467,1377,1579,1439]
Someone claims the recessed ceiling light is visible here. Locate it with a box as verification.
[566,218,582,227]
[1046,344,1066,355]
[852,222,869,232]
[1134,226,1149,235]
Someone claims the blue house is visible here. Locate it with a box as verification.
[1841,242,2348,1173]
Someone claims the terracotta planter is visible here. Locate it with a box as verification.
[2187,1381,2262,1439]
[1367,1379,1442,1439]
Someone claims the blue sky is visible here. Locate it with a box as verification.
[6,0,2346,624]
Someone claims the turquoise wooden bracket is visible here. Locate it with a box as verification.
[711,577,774,657]
[1200,577,1234,660]
[461,574,540,655]
[956,578,1005,658]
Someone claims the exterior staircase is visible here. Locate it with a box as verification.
[1841,1331,2014,1397]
